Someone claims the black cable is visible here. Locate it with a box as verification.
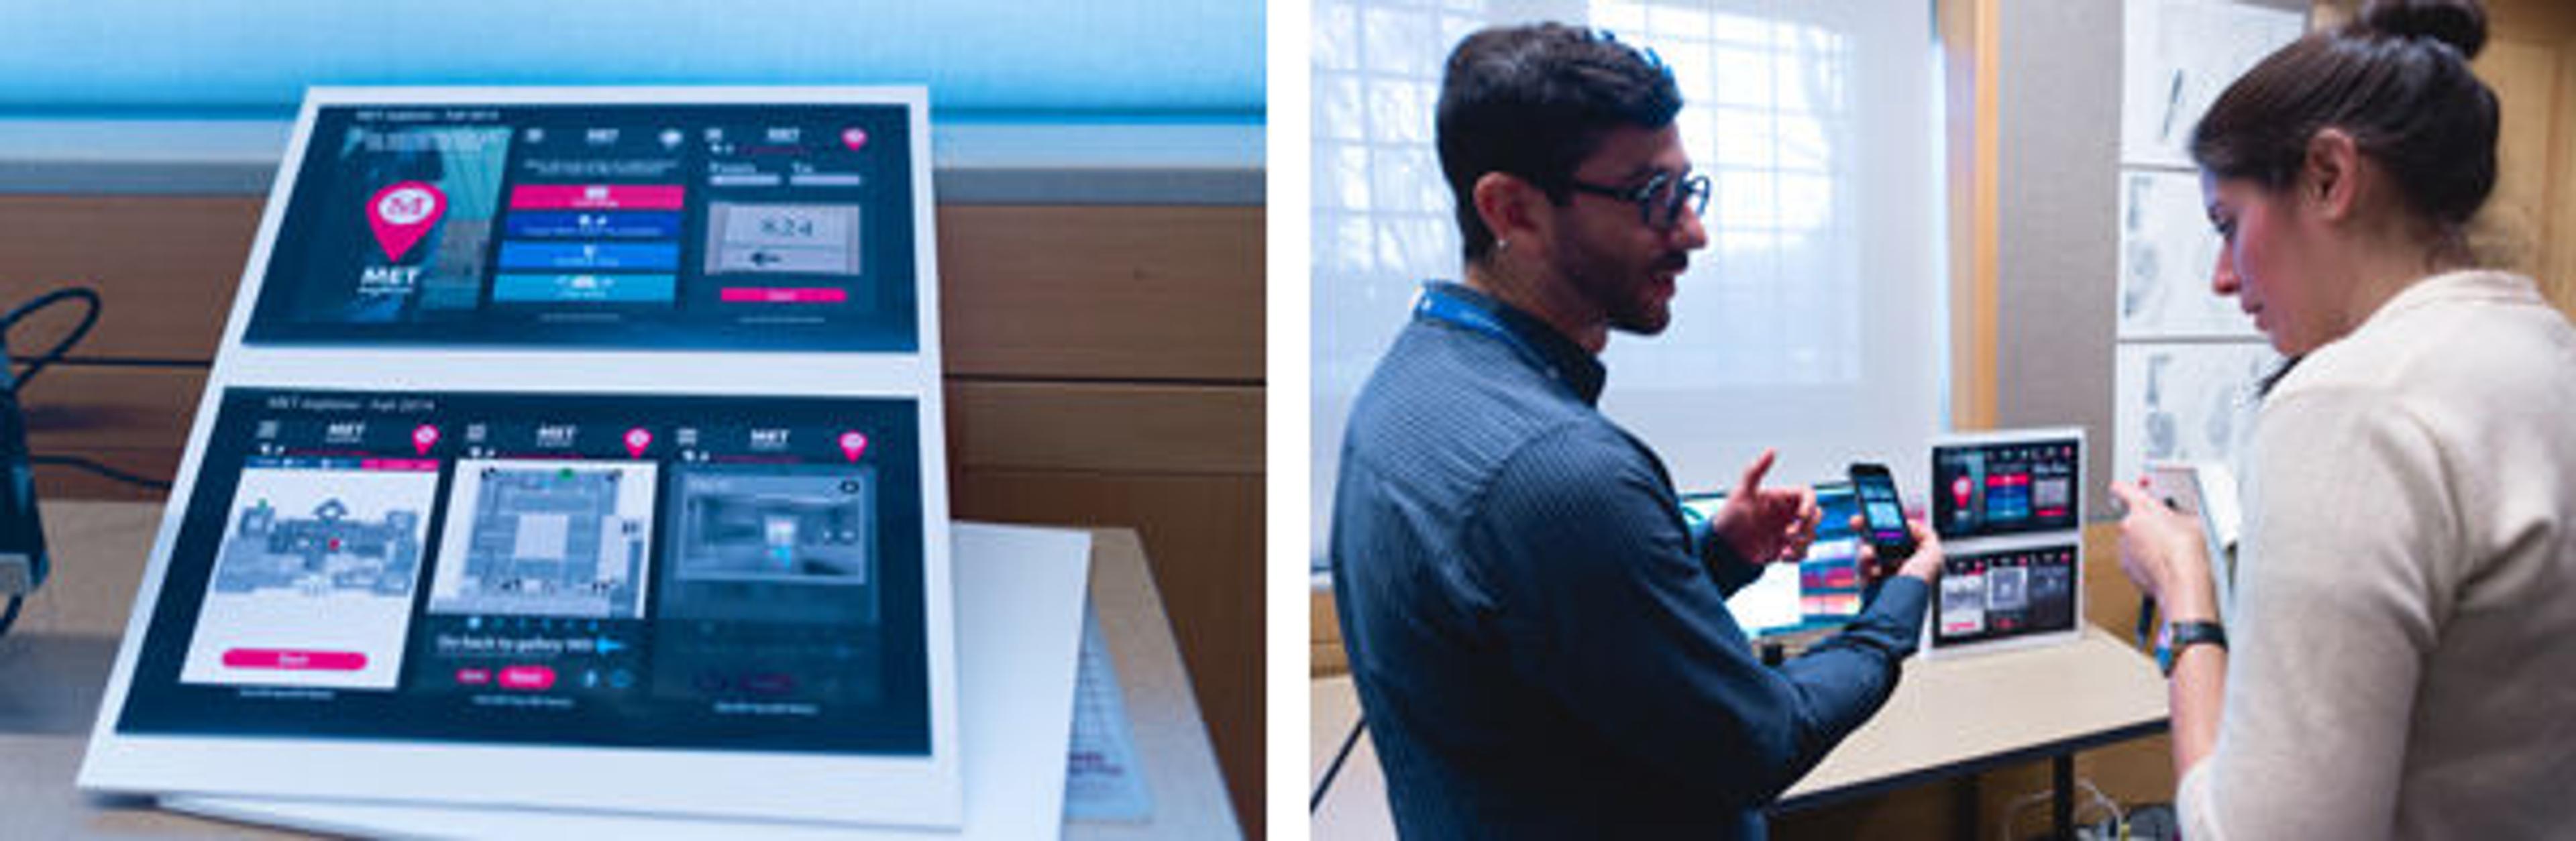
[1,286,103,392]
[3,287,110,643]
[1311,716,1367,812]
[3,287,171,493]
[29,454,173,493]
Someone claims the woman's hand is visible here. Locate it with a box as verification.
[2108,480,2218,622]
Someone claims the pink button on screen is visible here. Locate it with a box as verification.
[509,184,686,210]
[222,649,367,671]
[719,287,849,304]
[499,665,557,691]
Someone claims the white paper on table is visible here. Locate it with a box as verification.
[1064,602,1155,822]
[164,521,1093,840]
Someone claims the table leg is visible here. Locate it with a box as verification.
[1953,775,1978,840]
[2052,754,2074,839]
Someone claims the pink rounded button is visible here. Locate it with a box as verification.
[223,649,367,671]
[499,665,557,691]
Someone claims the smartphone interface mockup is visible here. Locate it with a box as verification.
[1931,437,2082,540]
[244,104,917,351]
[1933,541,2080,646]
[117,388,928,754]
[1849,468,1911,556]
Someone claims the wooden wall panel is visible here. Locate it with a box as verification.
[940,205,1265,382]
[947,382,1261,475]
[0,197,1264,382]
[1310,585,1346,676]
[14,366,203,457]
[2475,37,2561,274]
[24,447,182,503]
[1943,0,2001,431]
[2555,42,2576,312]
[0,196,252,361]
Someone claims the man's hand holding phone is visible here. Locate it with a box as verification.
[1851,514,1943,583]
[1846,462,1942,584]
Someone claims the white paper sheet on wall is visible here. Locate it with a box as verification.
[2119,0,2310,168]
[2115,0,2303,502]
[2112,342,2281,486]
[2116,169,2263,339]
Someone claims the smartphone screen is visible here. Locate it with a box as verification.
[1847,463,1913,561]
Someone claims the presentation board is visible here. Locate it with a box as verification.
[1926,429,2086,656]
[81,87,961,830]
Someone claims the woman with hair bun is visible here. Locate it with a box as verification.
[2109,0,2576,836]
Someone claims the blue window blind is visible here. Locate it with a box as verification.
[0,1,1262,120]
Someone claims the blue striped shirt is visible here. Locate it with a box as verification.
[1330,282,1929,838]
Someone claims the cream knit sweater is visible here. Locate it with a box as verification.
[2178,270,2576,838]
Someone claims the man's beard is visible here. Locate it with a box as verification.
[1555,236,1683,337]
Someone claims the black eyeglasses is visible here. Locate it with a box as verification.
[1567,170,1711,230]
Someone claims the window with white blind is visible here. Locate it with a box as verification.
[1311,0,1948,564]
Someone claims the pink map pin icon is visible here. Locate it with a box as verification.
[368,181,447,262]
[412,425,439,456]
[837,431,868,462]
[624,428,653,459]
[841,127,868,151]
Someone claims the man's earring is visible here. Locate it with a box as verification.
[1496,238,1511,254]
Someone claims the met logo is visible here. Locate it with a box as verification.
[366,180,447,262]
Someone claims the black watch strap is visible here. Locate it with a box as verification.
[2160,620,2228,676]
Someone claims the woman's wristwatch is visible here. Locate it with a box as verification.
[2156,620,2228,677]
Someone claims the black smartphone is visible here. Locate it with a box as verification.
[1847,462,1915,562]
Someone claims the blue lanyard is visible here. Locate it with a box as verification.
[1412,286,1562,387]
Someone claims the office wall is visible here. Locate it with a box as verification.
[0,190,1267,832]
[1993,0,2123,520]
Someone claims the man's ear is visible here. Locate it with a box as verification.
[1472,171,1549,253]
[2301,127,2363,222]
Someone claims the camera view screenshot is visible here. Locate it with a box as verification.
[1931,437,2082,539]
[1933,542,2078,646]
[246,103,918,350]
[119,388,929,754]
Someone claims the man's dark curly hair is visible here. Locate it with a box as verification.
[1436,23,1682,264]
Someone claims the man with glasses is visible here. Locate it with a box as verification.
[1329,23,1943,836]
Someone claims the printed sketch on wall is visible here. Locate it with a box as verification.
[2118,169,2262,339]
[2120,0,2308,168]
[2112,342,2283,484]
